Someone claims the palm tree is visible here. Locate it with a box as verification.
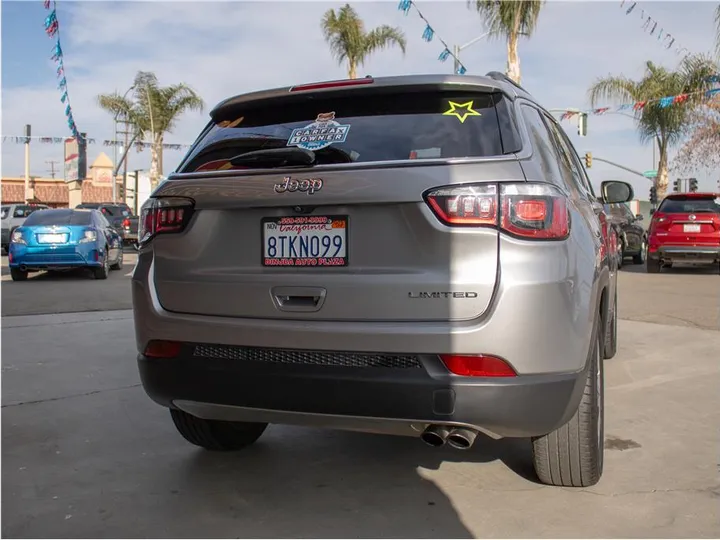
[321,4,406,79]
[468,0,544,85]
[97,71,204,189]
[588,56,716,200]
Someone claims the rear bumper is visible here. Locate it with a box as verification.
[651,245,720,263]
[8,244,102,270]
[138,350,587,438]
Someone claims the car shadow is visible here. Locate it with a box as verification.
[620,261,720,275]
[171,428,539,539]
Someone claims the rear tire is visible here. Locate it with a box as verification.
[603,287,618,360]
[10,268,28,281]
[170,409,268,451]
[93,248,110,279]
[110,251,123,270]
[646,257,661,273]
[632,240,646,265]
[532,320,604,487]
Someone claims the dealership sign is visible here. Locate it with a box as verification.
[64,136,87,183]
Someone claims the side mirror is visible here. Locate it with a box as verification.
[635,214,644,221]
[600,180,634,204]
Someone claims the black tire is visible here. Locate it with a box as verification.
[10,267,28,281]
[532,320,604,487]
[632,240,646,265]
[93,248,110,279]
[646,257,661,274]
[170,409,268,451]
[616,239,624,269]
[110,250,123,271]
[603,286,618,360]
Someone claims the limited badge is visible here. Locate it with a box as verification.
[442,101,481,123]
[287,112,351,151]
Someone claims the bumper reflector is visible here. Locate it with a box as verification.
[144,340,182,358]
[439,354,516,377]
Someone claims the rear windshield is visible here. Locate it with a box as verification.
[179,91,511,172]
[100,205,131,217]
[24,210,93,226]
[658,196,720,214]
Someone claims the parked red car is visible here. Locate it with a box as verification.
[646,192,720,273]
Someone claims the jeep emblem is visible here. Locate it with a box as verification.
[274,176,323,195]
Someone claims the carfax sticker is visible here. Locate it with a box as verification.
[287,111,351,151]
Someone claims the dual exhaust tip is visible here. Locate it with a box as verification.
[420,425,478,450]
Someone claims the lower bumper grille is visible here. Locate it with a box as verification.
[192,344,422,369]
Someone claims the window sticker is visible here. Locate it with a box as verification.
[409,148,441,159]
[442,101,481,123]
[286,111,351,151]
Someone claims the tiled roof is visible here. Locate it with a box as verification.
[1,179,113,206]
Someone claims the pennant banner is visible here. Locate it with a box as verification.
[398,0,468,75]
[619,0,692,59]
[558,86,720,122]
[1,135,191,151]
[44,1,82,140]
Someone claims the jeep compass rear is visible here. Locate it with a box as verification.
[132,74,632,487]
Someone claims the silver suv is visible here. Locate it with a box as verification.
[132,73,633,487]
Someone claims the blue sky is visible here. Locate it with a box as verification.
[1,0,718,196]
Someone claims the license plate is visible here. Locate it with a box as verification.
[683,224,701,233]
[37,233,67,244]
[262,215,348,267]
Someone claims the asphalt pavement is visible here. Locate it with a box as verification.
[1,256,719,537]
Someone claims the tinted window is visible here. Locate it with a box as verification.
[658,196,720,213]
[24,210,93,226]
[13,206,42,218]
[180,92,510,172]
[546,117,596,198]
[520,105,565,186]
[1,206,9,219]
[100,205,131,217]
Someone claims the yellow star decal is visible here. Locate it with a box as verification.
[442,101,481,123]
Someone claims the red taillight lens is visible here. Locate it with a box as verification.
[123,218,130,228]
[289,78,374,92]
[425,183,570,240]
[425,184,498,226]
[439,354,516,377]
[138,197,194,245]
[144,340,182,358]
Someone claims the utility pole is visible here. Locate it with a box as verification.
[115,119,133,203]
[451,32,490,74]
[46,160,60,179]
[23,124,33,202]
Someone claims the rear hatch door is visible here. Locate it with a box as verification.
[151,83,523,322]
[653,194,720,245]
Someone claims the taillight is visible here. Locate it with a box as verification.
[424,182,570,239]
[289,78,374,92]
[439,354,517,377]
[123,218,130,228]
[138,197,194,245]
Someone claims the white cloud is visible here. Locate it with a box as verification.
[2,0,718,193]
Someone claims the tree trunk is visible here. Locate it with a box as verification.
[348,59,357,79]
[656,138,669,201]
[157,134,164,178]
[149,139,160,190]
[506,15,522,84]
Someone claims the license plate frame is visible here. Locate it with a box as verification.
[261,215,349,267]
[37,233,67,244]
[683,223,701,233]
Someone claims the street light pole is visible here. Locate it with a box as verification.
[113,85,135,203]
[452,32,490,74]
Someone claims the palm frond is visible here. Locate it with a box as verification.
[587,76,640,107]
[468,0,544,41]
[363,25,407,60]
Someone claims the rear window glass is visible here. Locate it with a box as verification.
[658,197,720,213]
[1,207,9,219]
[24,210,93,226]
[13,206,45,218]
[179,91,509,172]
[101,205,131,217]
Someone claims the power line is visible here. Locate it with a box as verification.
[45,160,60,178]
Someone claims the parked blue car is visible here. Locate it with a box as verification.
[8,208,124,281]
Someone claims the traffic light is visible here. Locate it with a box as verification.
[649,185,657,205]
[672,178,681,192]
[584,152,592,168]
[689,178,698,192]
[578,113,587,137]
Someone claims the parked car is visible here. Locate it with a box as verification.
[75,203,139,245]
[646,192,720,273]
[8,208,124,281]
[1,203,50,252]
[132,73,633,487]
[603,202,647,267]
